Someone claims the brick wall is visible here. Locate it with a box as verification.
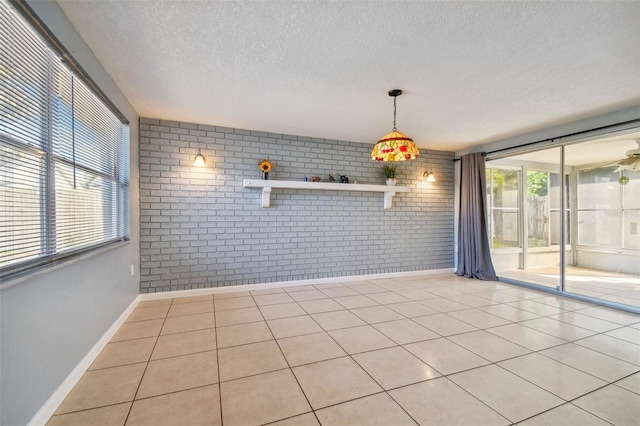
[139,118,455,292]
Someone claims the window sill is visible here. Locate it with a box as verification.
[490,248,522,254]
[0,240,131,291]
[527,245,571,253]
[575,246,639,255]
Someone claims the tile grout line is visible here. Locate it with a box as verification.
[111,324,217,344]
[309,288,425,425]
[377,286,640,423]
[123,296,220,419]
[385,288,607,424]
[610,371,640,397]
[433,297,640,410]
[317,286,516,424]
[260,287,476,423]
[436,314,631,392]
[249,290,323,426]
[122,296,177,425]
[213,299,224,426]
[300,290,407,423]
[513,402,616,426]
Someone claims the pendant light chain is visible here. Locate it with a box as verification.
[392,95,397,131]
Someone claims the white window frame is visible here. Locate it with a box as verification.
[0,0,130,279]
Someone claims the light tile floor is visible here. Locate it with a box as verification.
[48,274,640,425]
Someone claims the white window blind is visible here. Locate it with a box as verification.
[0,0,129,278]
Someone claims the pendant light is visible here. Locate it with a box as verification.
[371,89,420,161]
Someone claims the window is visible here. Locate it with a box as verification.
[577,167,639,250]
[486,168,520,248]
[622,170,640,250]
[0,1,129,278]
[526,170,549,247]
[527,170,570,247]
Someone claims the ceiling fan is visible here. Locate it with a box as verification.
[592,139,640,172]
[614,139,640,172]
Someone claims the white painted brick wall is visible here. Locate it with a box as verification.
[139,118,455,292]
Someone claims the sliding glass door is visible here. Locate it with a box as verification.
[564,138,640,308]
[487,130,640,312]
[488,148,564,289]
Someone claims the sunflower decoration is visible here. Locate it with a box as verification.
[259,159,273,180]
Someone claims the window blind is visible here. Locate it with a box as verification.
[0,0,129,278]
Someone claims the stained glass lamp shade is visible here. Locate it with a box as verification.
[372,130,420,161]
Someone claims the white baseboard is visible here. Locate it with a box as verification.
[28,295,141,426]
[140,268,455,301]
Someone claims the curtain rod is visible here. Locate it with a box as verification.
[452,118,640,162]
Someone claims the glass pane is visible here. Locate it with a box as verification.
[577,210,621,247]
[550,211,569,246]
[491,169,519,208]
[490,209,519,248]
[578,166,620,209]
[623,210,640,250]
[622,170,640,209]
[549,173,560,209]
[527,196,549,247]
[492,147,561,289]
[486,169,491,208]
[0,143,44,268]
[566,137,639,309]
[0,2,51,150]
[55,161,117,253]
[73,76,122,176]
[51,66,74,164]
[486,211,493,248]
[549,173,568,209]
[527,170,549,247]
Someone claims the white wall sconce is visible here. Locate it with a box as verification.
[423,170,436,182]
[194,150,206,167]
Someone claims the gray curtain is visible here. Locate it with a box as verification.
[456,152,497,280]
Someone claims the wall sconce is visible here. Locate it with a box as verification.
[193,150,206,167]
[423,170,436,182]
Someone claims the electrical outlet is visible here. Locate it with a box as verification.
[130,264,135,276]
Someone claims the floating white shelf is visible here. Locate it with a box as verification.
[243,179,409,209]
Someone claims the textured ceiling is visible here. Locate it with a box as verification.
[56,1,640,152]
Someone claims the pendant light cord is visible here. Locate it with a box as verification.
[392,95,397,131]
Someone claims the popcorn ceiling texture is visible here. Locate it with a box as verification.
[139,118,454,293]
[60,2,640,152]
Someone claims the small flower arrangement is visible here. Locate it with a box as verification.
[383,164,398,178]
[259,159,272,172]
[259,159,273,180]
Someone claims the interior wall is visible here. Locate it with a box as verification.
[0,2,140,425]
[139,118,455,292]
